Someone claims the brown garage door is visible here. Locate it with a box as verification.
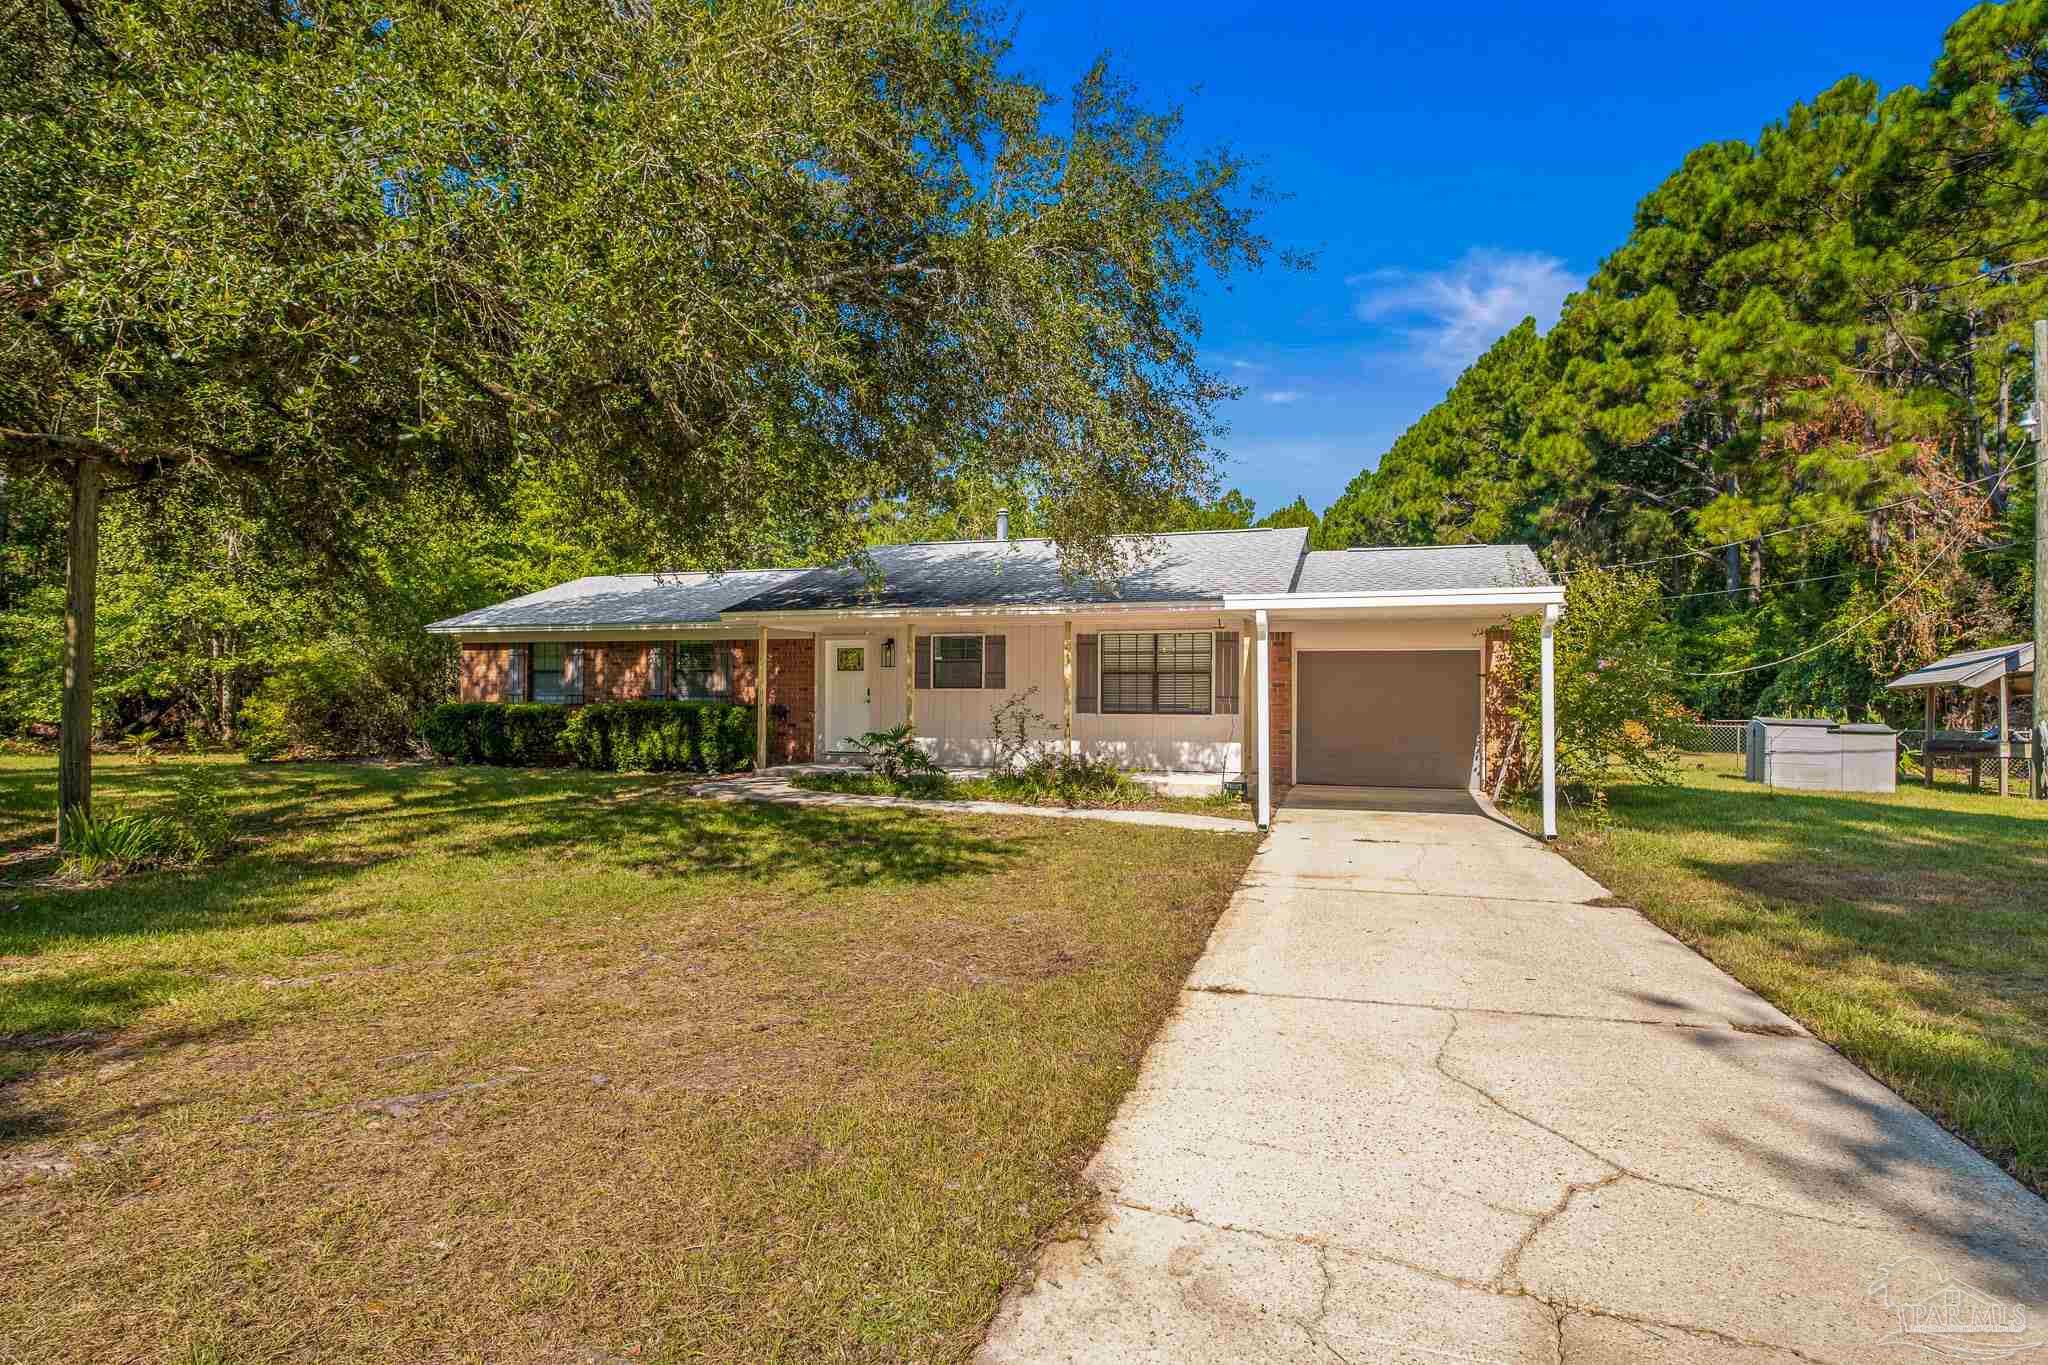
[1296,651,1480,788]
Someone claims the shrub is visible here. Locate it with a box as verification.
[989,688,1055,769]
[420,702,572,766]
[59,807,176,880]
[848,724,943,784]
[241,640,433,760]
[1502,565,1693,799]
[993,751,1149,807]
[561,701,756,773]
[165,767,235,863]
[421,701,754,772]
[57,766,239,879]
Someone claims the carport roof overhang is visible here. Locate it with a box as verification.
[1222,586,1565,621]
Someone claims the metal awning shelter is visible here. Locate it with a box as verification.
[1885,641,2034,695]
[1884,641,2036,797]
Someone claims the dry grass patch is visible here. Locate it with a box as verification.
[0,756,1255,1363]
[1532,755,2048,1192]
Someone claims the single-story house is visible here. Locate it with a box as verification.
[426,526,1566,833]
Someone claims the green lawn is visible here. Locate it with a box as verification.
[1536,754,2048,1194]
[0,755,1255,1363]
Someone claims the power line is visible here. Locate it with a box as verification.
[1668,525,1977,678]
[1653,537,2033,603]
[1564,456,2039,577]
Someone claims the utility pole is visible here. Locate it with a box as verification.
[2034,322,2046,799]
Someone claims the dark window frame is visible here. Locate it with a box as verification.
[1098,630,1216,716]
[671,640,736,701]
[930,633,985,690]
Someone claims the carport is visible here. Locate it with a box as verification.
[1223,546,1565,837]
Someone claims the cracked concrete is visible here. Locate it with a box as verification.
[977,785,2048,1364]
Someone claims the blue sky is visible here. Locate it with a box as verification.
[1000,1,1972,518]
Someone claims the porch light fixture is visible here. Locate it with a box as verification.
[880,638,896,669]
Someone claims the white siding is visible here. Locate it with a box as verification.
[815,616,1249,774]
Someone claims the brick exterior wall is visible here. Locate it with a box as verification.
[586,643,656,702]
[729,639,760,706]
[459,644,518,702]
[767,638,815,764]
[1268,630,1293,794]
[716,638,816,764]
[1479,625,1519,794]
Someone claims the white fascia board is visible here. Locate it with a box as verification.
[717,600,1222,624]
[1220,586,1566,612]
[426,621,743,637]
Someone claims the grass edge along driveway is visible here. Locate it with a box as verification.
[0,756,1257,1363]
[1535,754,2048,1197]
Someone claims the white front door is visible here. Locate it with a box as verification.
[823,639,873,753]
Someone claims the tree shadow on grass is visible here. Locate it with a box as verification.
[1593,777,2048,1200]
[0,761,1036,1038]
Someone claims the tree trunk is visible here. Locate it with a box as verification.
[58,458,103,846]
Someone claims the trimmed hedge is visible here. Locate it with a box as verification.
[421,703,573,766]
[421,700,755,773]
[563,700,755,772]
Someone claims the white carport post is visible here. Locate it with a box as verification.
[1540,603,1558,840]
[1255,609,1272,829]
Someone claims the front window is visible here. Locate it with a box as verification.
[673,641,734,700]
[1101,632,1213,714]
[532,642,567,703]
[932,635,984,689]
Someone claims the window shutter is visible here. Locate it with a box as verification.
[508,645,527,702]
[1076,635,1098,714]
[1214,632,1240,714]
[563,645,583,703]
[984,634,1006,690]
[915,634,932,690]
[649,644,667,700]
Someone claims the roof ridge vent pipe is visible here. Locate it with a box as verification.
[995,508,1009,542]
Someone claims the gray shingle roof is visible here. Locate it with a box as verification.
[725,527,1312,613]
[426,531,1556,632]
[426,569,809,632]
[1886,641,2034,693]
[1293,544,1552,594]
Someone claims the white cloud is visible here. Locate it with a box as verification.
[1262,389,1304,405]
[1229,358,1267,373]
[1348,248,1580,376]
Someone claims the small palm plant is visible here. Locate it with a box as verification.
[58,807,176,880]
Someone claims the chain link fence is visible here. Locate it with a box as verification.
[1674,720,1748,755]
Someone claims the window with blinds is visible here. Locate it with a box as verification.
[532,642,569,703]
[1100,632,1213,714]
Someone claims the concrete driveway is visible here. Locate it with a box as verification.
[979,786,2048,1364]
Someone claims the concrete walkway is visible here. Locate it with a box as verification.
[675,767,1255,833]
[979,785,2048,1363]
